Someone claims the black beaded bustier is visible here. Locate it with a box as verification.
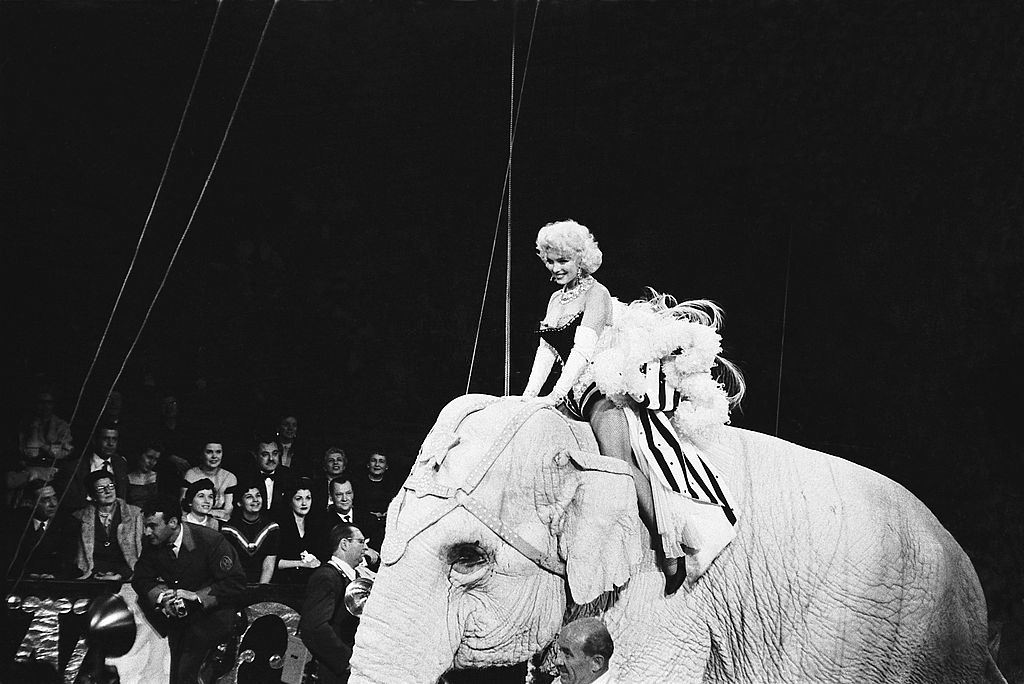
[536,310,583,363]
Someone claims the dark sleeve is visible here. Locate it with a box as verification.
[299,570,351,674]
[132,549,168,606]
[196,533,246,608]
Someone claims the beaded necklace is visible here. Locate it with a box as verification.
[558,274,594,305]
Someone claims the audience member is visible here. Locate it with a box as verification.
[64,424,129,511]
[274,479,320,585]
[311,447,348,511]
[252,437,296,513]
[5,479,76,579]
[352,452,399,550]
[133,495,245,684]
[180,478,220,531]
[299,523,367,684]
[276,413,312,476]
[19,387,73,463]
[126,440,164,508]
[309,475,379,562]
[182,442,236,522]
[72,470,144,581]
[220,482,280,584]
[554,618,616,684]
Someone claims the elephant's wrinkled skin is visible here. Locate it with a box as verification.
[349,395,998,683]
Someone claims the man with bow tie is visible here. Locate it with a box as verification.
[133,495,245,683]
[250,436,297,514]
[309,475,378,564]
[63,423,129,511]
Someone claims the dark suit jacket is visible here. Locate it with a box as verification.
[299,563,359,682]
[307,506,375,562]
[62,453,130,512]
[4,508,78,580]
[249,465,298,514]
[132,521,246,613]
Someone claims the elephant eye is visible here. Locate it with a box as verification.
[446,541,489,575]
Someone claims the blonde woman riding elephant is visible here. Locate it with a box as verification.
[349,395,1001,684]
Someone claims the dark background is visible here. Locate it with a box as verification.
[2,0,1022,622]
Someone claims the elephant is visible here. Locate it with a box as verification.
[349,395,1001,683]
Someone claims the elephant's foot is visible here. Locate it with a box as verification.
[662,556,686,596]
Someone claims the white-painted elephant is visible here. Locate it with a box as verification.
[349,395,1000,683]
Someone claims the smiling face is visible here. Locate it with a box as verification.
[291,488,313,517]
[324,450,347,477]
[201,442,223,469]
[257,442,280,472]
[189,488,214,516]
[331,480,354,513]
[241,488,263,515]
[368,453,388,478]
[541,249,582,288]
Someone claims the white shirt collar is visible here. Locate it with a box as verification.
[591,670,613,684]
[328,556,357,582]
[90,453,113,471]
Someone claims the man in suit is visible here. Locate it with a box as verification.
[63,423,129,511]
[308,475,378,563]
[251,436,296,514]
[5,479,76,580]
[553,618,617,684]
[132,495,246,683]
[299,523,367,684]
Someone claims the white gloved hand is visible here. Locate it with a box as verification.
[539,327,597,406]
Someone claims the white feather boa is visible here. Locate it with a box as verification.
[583,293,744,438]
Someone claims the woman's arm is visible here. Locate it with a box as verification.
[260,555,277,583]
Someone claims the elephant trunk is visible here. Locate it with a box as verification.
[350,557,456,684]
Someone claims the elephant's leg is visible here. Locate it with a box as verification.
[586,397,686,594]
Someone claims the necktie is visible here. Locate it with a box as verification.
[341,512,351,523]
[100,460,111,473]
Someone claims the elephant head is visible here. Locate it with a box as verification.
[349,395,645,683]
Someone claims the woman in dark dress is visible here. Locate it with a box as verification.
[273,479,321,584]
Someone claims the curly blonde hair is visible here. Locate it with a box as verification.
[535,219,603,274]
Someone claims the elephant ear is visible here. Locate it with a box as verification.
[537,449,645,605]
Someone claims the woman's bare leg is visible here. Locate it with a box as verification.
[587,397,685,594]
[585,398,656,539]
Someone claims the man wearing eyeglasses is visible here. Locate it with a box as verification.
[299,524,368,684]
[71,469,144,580]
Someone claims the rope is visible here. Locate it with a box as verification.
[466,0,543,395]
[7,0,280,592]
[4,0,226,585]
[774,225,794,436]
[504,1,517,397]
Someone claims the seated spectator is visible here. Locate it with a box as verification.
[181,478,220,531]
[251,436,297,513]
[182,441,237,522]
[311,447,348,511]
[72,470,144,581]
[5,479,76,580]
[19,386,73,463]
[352,452,400,550]
[309,475,378,562]
[276,413,312,476]
[126,440,164,508]
[220,482,280,584]
[274,478,320,585]
[62,423,129,511]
